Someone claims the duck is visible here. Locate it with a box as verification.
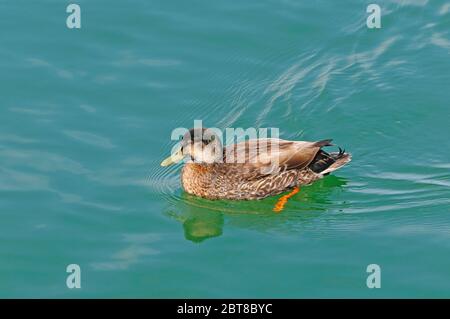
[161,128,351,201]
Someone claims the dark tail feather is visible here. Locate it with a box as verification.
[314,139,334,148]
[320,152,351,175]
[309,148,351,174]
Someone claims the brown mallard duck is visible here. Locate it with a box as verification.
[161,128,351,200]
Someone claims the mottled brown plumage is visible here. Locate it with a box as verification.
[161,128,351,200]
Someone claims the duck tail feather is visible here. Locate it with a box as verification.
[314,139,334,148]
[320,153,352,175]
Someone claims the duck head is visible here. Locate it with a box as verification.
[161,128,223,166]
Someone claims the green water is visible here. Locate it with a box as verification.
[1,0,449,298]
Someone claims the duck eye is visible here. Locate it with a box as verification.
[202,134,215,144]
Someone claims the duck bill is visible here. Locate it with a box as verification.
[160,148,184,166]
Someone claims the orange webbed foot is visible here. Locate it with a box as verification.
[273,187,300,213]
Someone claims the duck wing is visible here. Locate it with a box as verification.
[223,138,332,175]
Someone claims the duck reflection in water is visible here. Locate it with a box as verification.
[165,175,348,243]
[165,203,224,243]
